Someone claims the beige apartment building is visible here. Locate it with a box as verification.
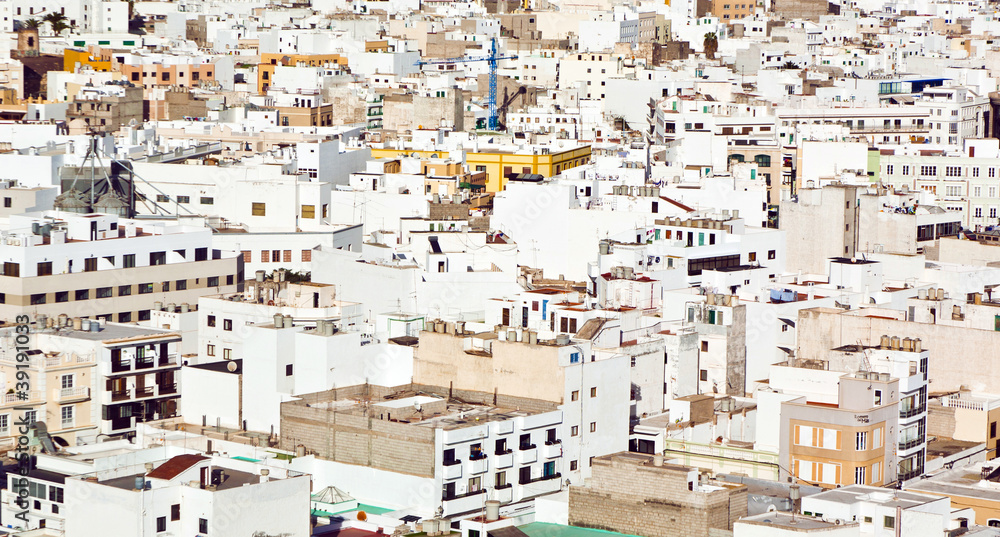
[0,211,243,323]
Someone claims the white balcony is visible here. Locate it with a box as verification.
[443,461,462,479]
[442,489,487,517]
[542,442,562,459]
[495,485,513,504]
[1,391,41,405]
[469,456,488,475]
[495,452,513,469]
[55,386,90,403]
[518,446,537,464]
[519,474,562,497]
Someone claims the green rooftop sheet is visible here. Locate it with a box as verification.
[518,522,641,537]
[231,456,261,462]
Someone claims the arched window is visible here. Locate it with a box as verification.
[754,154,771,167]
[729,154,745,163]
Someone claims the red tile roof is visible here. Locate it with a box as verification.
[147,454,208,480]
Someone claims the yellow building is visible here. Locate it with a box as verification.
[370,144,592,192]
[64,48,112,72]
[780,370,900,489]
[258,53,348,95]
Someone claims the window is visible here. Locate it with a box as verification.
[991,421,996,439]
[157,517,166,532]
[97,287,112,299]
[118,285,132,296]
[223,319,232,331]
[570,460,578,471]
[208,276,219,287]
[884,516,895,529]
[2,262,19,277]
[590,422,596,433]
[176,196,190,204]
[161,281,170,292]
[149,251,166,266]
[200,197,214,205]
[123,254,135,268]
[569,352,580,364]
[855,465,867,485]
[55,291,68,303]
[61,375,73,390]
[285,364,293,376]
[223,349,232,360]
[301,205,315,219]
[48,486,63,504]
[856,431,867,451]
[76,289,89,300]
[36,262,52,276]
[571,390,579,401]
[139,310,151,321]
[176,280,187,291]
[874,389,882,405]
[571,425,579,436]
[84,257,98,272]
[170,504,180,521]
[946,166,962,177]
[495,471,507,488]
[61,406,73,427]
[30,293,46,305]
[590,387,597,397]
[700,369,708,381]
[251,202,266,216]
[207,344,215,356]
[207,315,216,327]
[920,165,937,176]
[139,283,153,294]
[199,519,208,533]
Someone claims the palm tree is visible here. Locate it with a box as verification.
[781,60,799,69]
[21,19,42,31]
[703,32,718,60]
[43,12,70,36]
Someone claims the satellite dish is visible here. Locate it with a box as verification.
[226,361,238,372]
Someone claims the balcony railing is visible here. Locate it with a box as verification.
[469,452,487,461]
[900,405,926,419]
[898,467,924,482]
[57,387,90,402]
[443,458,461,467]
[2,391,41,404]
[135,387,155,398]
[519,443,537,451]
[899,436,925,451]
[111,359,131,373]
[442,487,486,502]
[158,355,178,367]
[520,472,561,485]
[111,390,131,402]
[495,448,513,456]
[158,383,178,395]
[135,358,155,370]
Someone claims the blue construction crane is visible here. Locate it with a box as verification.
[415,38,518,131]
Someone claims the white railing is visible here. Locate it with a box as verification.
[944,395,985,411]
[57,387,90,401]
[2,391,41,404]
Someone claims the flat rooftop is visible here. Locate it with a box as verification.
[44,323,178,343]
[737,511,857,531]
[101,466,259,492]
[297,386,557,430]
[807,485,941,508]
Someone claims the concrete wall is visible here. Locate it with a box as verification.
[797,307,1000,393]
[569,453,747,537]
